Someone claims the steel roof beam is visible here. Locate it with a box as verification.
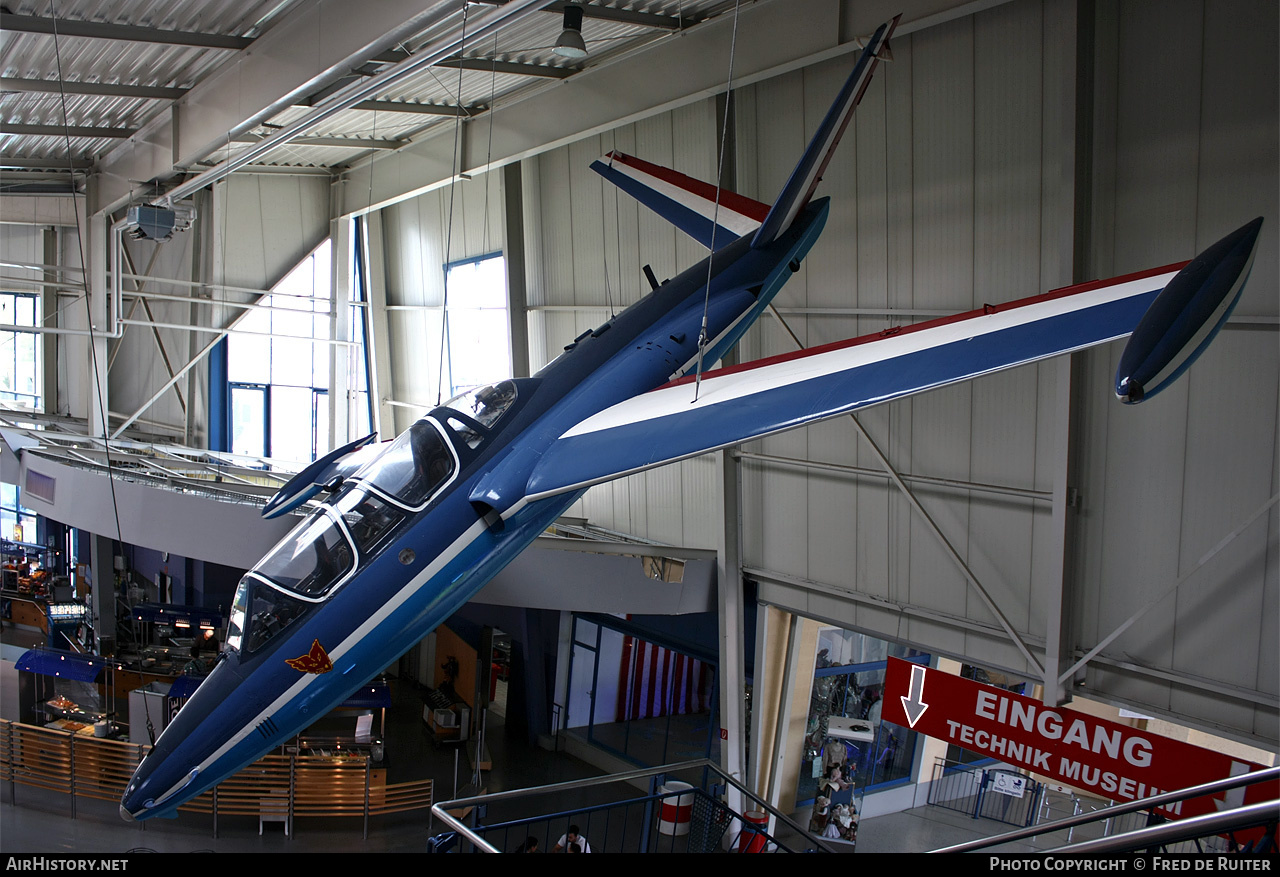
[340,0,848,214]
[434,56,575,78]
[352,99,475,116]
[4,123,134,138]
[0,13,254,50]
[93,0,469,213]
[1,77,188,100]
[470,1,703,31]
[543,1,701,30]
[294,95,476,116]
[153,0,549,207]
[235,133,404,150]
[0,157,94,170]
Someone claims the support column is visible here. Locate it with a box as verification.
[329,213,354,449]
[186,187,214,448]
[715,448,746,812]
[1044,0,1092,705]
[85,197,109,438]
[362,212,395,438]
[1042,356,1077,705]
[86,531,116,653]
[502,162,530,378]
[41,227,59,415]
[553,610,574,735]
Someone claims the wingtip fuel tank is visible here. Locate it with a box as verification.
[1115,217,1263,404]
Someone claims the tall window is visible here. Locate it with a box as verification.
[443,253,509,399]
[228,239,370,462]
[1,483,37,544]
[0,292,40,410]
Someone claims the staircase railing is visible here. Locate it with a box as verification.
[430,757,838,853]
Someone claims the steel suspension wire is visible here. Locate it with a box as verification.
[436,0,472,406]
[48,0,126,546]
[482,35,499,257]
[693,0,742,402]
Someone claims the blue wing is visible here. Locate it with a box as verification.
[525,263,1185,501]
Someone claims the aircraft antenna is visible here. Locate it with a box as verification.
[693,0,742,402]
[47,0,127,546]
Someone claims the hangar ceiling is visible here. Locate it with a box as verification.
[0,0,737,194]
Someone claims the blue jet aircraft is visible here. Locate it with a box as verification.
[120,16,1262,820]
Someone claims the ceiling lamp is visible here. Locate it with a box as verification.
[554,4,587,59]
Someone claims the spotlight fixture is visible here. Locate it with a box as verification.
[554,3,587,59]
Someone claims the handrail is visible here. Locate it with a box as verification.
[931,765,1280,853]
[1046,800,1279,854]
[430,757,838,854]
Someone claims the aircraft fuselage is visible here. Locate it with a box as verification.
[120,199,830,820]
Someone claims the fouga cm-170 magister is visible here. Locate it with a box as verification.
[120,16,1263,820]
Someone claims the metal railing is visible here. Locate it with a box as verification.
[430,758,839,853]
[928,757,1044,828]
[931,765,1280,854]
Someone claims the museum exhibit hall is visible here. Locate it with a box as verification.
[0,0,1275,856]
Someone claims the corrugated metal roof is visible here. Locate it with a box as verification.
[2,0,298,177]
[1,0,734,180]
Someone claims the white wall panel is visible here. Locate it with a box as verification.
[1066,0,1278,743]
[740,0,1087,684]
[109,232,197,431]
[79,174,332,437]
[525,98,719,546]
[380,171,505,434]
[213,175,331,293]
[728,0,1278,749]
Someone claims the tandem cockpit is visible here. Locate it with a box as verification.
[225,380,525,658]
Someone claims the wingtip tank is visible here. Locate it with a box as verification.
[1115,217,1263,404]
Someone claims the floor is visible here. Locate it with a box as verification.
[1,623,1046,855]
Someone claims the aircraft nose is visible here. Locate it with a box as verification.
[118,654,244,821]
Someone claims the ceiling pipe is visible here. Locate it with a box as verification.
[156,0,549,207]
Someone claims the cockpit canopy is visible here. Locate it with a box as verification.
[444,380,518,428]
[355,419,455,509]
[225,380,523,657]
[439,380,519,450]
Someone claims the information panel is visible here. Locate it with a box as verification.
[881,658,1273,820]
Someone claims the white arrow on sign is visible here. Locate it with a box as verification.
[900,663,930,728]
[1213,761,1251,811]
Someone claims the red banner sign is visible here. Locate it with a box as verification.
[881,658,1273,820]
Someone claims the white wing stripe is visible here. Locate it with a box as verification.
[563,271,1175,439]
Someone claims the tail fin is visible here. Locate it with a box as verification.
[590,151,769,249]
[590,16,898,252]
[750,15,899,249]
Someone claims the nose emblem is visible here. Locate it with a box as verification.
[285,639,333,674]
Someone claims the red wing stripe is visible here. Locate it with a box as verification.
[662,261,1188,389]
[606,151,770,221]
